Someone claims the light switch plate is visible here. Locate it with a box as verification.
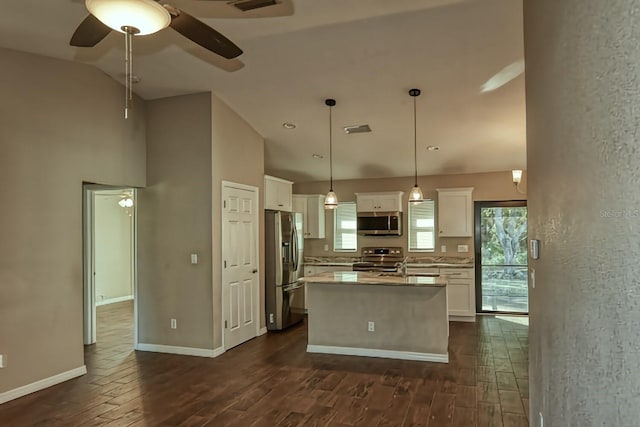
[441,245,447,253]
[0,354,5,368]
[457,244,469,253]
[324,244,329,251]
[190,253,198,264]
[530,239,540,259]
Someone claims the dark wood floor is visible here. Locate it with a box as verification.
[0,302,529,426]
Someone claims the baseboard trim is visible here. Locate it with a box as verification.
[137,343,216,358]
[0,365,87,405]
[258,327,268,336]
[449,315,476,323]
[213,346,225,357]
[306,345,449,363]
[96,295,133,306]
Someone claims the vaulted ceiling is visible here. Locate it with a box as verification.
[0,0,525,182]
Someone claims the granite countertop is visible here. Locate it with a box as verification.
[304,255,474,268]
[303,256,359,267]
[300,271,447,288]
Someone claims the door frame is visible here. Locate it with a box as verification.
[474,200,528,314]
[220,181,260,351]
[83,184,139,347]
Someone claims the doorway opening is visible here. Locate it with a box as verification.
[83,184,138,350]
[474,201,528,314]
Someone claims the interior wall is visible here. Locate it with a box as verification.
[138,93,214,350]
[95,193,133,303]
[0,48,146,395]
[211,94,265,349]
[293,170,526,257]
[525,0,640,424]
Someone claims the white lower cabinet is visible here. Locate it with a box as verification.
[440,268,475,319]
[407,266,476,320]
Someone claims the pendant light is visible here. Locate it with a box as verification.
[324,99,338,209]
[408,88,424,203]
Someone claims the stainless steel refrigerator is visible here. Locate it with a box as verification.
[265,210,304,331]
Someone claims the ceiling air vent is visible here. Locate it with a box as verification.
[344,125,372,134]
[228,0,279,12]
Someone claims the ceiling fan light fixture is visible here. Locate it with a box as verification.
[86,0,171,35]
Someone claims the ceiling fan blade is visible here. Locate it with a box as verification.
[70,14,112,47]
[167,8,243,59]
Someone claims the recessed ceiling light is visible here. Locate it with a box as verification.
[426,146,440,151]
[312,153,324,159]
[282,122,296,129]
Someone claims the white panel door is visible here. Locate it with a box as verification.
[222,184,259,350]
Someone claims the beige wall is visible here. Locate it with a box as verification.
[137,92,265,352]
[294,171,527,257]
[211,94,265,349]
[525,0,640,424]
[95,193,133,302]
[138,93,214,349]
[0,48,146,394]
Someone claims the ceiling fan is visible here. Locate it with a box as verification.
[70,0,244,59]
[70,0,263,118]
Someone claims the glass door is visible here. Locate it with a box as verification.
[475,201,528,314]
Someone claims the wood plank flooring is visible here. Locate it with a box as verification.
[0,302,529,426]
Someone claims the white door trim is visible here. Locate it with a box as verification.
[82,184,139,348]
[221,181,260,351]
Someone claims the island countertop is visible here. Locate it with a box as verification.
[300,271,447,287]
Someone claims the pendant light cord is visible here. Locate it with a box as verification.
[413,94,417,186]
[329,101,334,191]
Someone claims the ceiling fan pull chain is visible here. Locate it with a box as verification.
[124,29,133,119]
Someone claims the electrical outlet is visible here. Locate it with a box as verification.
[323,244,329,251]
[190,253,198,264]
[0,354,4,368]
[367,321,375,332]
[457,244,469,253]
[441,245,447,253]
[171,319,177,329]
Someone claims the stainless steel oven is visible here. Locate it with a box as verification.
[352,247,404,272]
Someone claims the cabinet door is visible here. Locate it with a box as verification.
[357,195,378,212]
[264,178,279,210]
[306,196,325,238]
[276,181,292,212]
[438,189,473,237]
[292,196,308,236]
[441,268,475,317]
[377,195,399,212]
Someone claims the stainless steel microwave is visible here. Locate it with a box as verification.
[357,212,402,236]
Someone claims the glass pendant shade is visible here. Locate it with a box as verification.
[86,0,171,35]
[409,185,424,203]
[512,169,523,184]
[324,190,338,209]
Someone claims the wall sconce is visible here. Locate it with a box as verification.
[512,170,525,194]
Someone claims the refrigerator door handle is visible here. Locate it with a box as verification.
[275,212,283,286]
[292,221,298,272]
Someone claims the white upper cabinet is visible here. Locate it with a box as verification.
[293,194,326,239]
[264,175,293,212]
[355,192,404,212]
[436,187,474,237]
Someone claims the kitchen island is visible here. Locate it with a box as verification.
[301,271,449,363]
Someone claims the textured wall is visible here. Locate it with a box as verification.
[524,0,640,425]
[211,94,265,348]
[138,93,214,349]
[0,48,146,395]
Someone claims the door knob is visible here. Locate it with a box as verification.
[252,269,258,274]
